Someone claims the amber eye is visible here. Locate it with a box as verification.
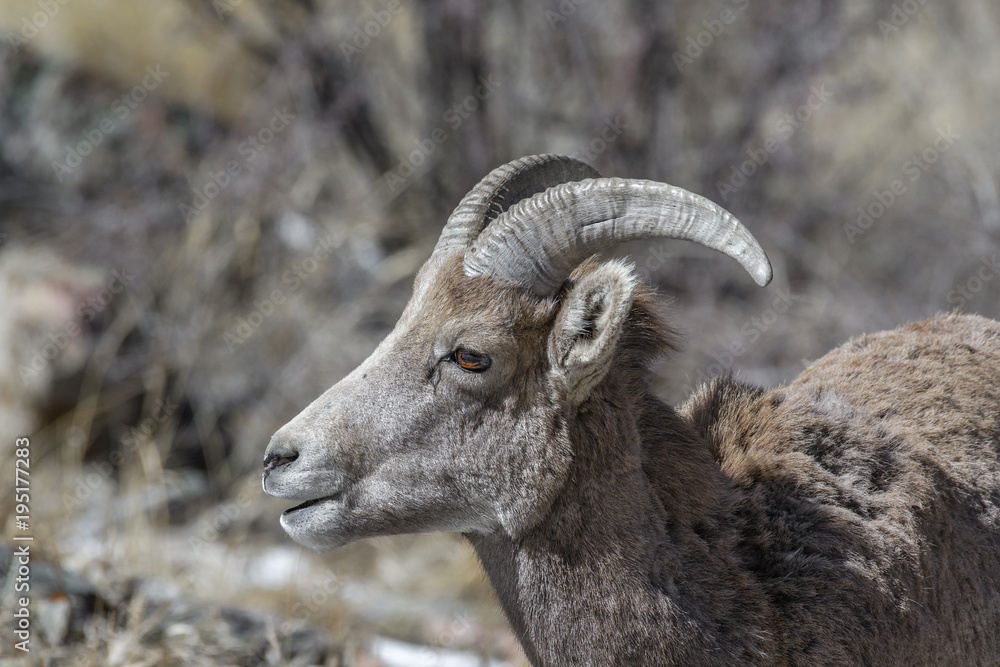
[452,348,492,373]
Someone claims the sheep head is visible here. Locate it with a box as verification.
[262,154,771,551]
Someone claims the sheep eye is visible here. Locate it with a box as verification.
[452,348,492,373]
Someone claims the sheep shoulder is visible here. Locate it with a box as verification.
[679,312,1000,665]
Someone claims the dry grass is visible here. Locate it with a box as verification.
[0,0,998,663]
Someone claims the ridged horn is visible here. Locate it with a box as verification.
[463,176,772,295]
[433,154,600,255]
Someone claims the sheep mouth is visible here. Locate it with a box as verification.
[283,492,342,515]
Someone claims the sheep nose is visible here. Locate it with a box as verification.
[263,440,299,475]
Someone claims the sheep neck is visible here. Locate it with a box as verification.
[468,391,771,666]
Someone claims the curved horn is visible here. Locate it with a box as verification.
[463,177,772,295]
[433,154,601,255]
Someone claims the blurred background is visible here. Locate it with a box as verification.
[1,0,998,664]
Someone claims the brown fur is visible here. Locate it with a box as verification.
[266,252,1000,665]
[681,312,1000,664]
[472,282,1000,665]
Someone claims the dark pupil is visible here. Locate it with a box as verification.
[457,349,489,371]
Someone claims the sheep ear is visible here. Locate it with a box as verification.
[548,261,636,405]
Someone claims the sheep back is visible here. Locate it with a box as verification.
[681,312,1000,665]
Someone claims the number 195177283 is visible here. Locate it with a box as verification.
[14,437,30,531]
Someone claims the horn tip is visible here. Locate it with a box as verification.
[751,261,773,287]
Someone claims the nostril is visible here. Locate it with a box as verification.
[263,449,298,473]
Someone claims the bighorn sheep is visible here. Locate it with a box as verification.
[262,154,1000,665]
